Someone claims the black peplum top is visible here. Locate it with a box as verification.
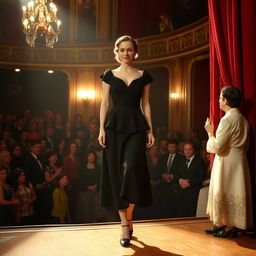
[100,69,153,133]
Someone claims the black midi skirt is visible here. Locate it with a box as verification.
[100,130,152,210]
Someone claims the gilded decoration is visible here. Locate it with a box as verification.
[0,18,208,67]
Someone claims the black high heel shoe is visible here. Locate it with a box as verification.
[205,225,226,234]
[214,227,239,238]
[128,219,133,237]
[120,224,130,247]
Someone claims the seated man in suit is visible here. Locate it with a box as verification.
[174,141,206,217]
[157,139,185,218]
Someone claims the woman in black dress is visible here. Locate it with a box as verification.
[98,35,155,246]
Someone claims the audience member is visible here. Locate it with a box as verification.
[62,142,81,222]
[28,120,41,141]
[42,127,55,151]
[0,168,20,226]
[157,139,185,217]
[77,150,105,223]
[13,168,36,225]
[18,130,30,154]
[24,140,48,223]
[157,138,168,156]
[51,174,70,224]
[1,129,16,149]
[0,150,16,184]
[44,151,62,189]
[12,116,25,142]
[173,142,206,217]
[55,138,67,166]
[10,145,25,171]
[54,114,65,141]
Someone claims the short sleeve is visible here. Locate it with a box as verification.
[100,69,112,84]
[142,70,154,86]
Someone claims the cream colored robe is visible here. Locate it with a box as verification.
[206,108,253,229]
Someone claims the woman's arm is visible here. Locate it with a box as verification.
[44,167,62,183]
[0,184,20,206]
[141,84,155,147]
[98,82,110,148]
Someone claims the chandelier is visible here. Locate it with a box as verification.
[22,0,61,48]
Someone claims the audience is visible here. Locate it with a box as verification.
[157,139,185,218]
[0,167,20,226]
[77,150,106,223]
[51,174,70,224]
[173,142,206,217]
[13,168,36,225]
[62,142,81,222]
[0,109,210,226]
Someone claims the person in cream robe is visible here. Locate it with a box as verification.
[204,86,253,238]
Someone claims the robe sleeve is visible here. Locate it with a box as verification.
[206,117,232,154]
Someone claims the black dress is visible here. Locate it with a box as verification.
[100,69,153,209]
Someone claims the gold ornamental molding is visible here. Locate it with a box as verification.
[0,17,208,68]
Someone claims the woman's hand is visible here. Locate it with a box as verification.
[147,132,155,148]
[204,118,214,137]
[98,129,106,148]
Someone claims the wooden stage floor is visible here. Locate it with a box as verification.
[0,218,255,256]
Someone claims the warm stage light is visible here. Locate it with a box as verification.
[14,69,21,72]
[170,93,180,100]
[78,90,96,101]
[48,70,54,74]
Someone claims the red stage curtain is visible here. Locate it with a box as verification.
[208,0,256,224]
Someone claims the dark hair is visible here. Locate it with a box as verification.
[221,86,242,108]
[85,150,97,164]
[13,168,29,191]
[47,150,57,159]
[56,174,68,189]
[29,140,41,147]
[66,141,79,156]
[113,35,139,62]
[183,141,196,150]
[167,139,178,145]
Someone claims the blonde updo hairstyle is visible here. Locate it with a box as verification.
[113,35,139,63]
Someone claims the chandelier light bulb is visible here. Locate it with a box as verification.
[23,19,28,25]
[22,6,27,12]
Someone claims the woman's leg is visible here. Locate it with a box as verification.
[127,203,135,233]
[118,209,130,239]
[127,203,135,220]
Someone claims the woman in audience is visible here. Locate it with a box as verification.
[11,145,25,169]
[13,168,36,225]
[0,150,15,184]
[62,142,81,222]
[0,168,20,226]
[51,174,70,224]
[55,138,67,166]
[77,150,105,223]
[44,151,62,189]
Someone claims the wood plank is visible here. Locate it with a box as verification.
[0,219,255,256]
